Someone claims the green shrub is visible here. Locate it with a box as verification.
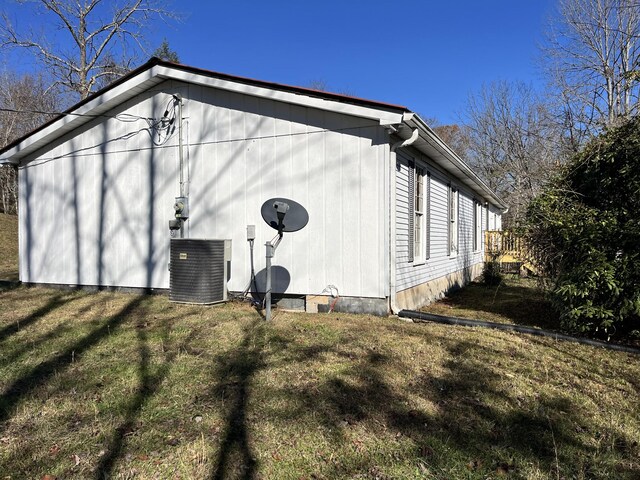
[482,259,503,286]
[525,117,640,339]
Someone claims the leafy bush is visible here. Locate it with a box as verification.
[525,117,640,338]
[482,259,503,286]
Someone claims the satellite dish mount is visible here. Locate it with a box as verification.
[260,197,309,321]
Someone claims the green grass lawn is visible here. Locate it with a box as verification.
[421,276,560,330]
[0,213,18,281]
[1,286,639,479]
[421,275,640,348]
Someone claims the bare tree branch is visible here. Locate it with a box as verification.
[0,71,59,213]
[543,0,640,133]
[461,81,566,226]
[1,0,180,99]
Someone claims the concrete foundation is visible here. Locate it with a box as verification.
[276,296,306,311]
[396,263,484,311]
[306,294,389,316]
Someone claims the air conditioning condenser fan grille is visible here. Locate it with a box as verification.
[170,239,230,304]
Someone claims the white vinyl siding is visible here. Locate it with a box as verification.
[395,147,493,294]
[15,74,504,307]
[485,202,490,231]
[426,172,431,260]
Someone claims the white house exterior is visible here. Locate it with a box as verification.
[0,58,506,315]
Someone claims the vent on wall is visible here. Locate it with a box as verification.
[170,239,232,304]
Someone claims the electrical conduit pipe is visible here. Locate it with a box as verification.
[398,309,640,355]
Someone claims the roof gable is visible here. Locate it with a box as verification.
[0,57,406,163]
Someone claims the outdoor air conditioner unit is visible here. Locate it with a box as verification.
[169,239,232,304]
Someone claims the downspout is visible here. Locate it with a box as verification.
[388,127,419,315]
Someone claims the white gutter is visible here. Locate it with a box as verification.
[388,122,419,315]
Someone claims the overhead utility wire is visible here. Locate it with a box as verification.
[0,97,174,126]
[19,123,377,168]
[0,106,154,122]
[0,107,170,122]
[14,96,180,168]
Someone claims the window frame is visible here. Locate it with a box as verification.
[473,199,482,252]
[408,160,430,265]
[413,165,425,263]
[485,202,490,231]
[448,183,459,257]
[426,171,431,260]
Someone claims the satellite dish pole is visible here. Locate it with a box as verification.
[265,201,288,321]
[260,198,309,321]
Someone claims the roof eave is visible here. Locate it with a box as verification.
[0,64,165,163]
[399,112,507,211]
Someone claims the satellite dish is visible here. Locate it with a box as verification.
[259,197,308,321]
[252,265,291,301]
[261,197,309,233]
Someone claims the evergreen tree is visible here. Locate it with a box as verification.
[153,39,180,63]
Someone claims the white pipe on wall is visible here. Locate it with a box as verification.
[388,126,419,315]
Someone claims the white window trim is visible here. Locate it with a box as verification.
[474,200,482,252]
[426,172,431,260]
[413,165,426,264]
[485,202,490,232]
[449,184,459,258]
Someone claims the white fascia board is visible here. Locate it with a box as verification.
[153,66,405,125]
[0,69,162,163]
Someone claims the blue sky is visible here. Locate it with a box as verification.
[1,0,557,124]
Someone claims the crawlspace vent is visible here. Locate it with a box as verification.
[170,239,231,304]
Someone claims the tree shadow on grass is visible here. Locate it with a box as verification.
[209,320,266,480]
[266,342,436,477]
[94,306,179,479]
[0,290,202,478]
[0,292,69,343]
[201,320,576,478]
[413,331,638,478]
[425,339,575,474]
[0,292,110,366]
[0,280,20,291]
[436,279,560,331]
[0,295,145,426]
[205,319,354,479]
[263,324,638,479]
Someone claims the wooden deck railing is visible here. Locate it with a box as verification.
[485,230,538,274]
